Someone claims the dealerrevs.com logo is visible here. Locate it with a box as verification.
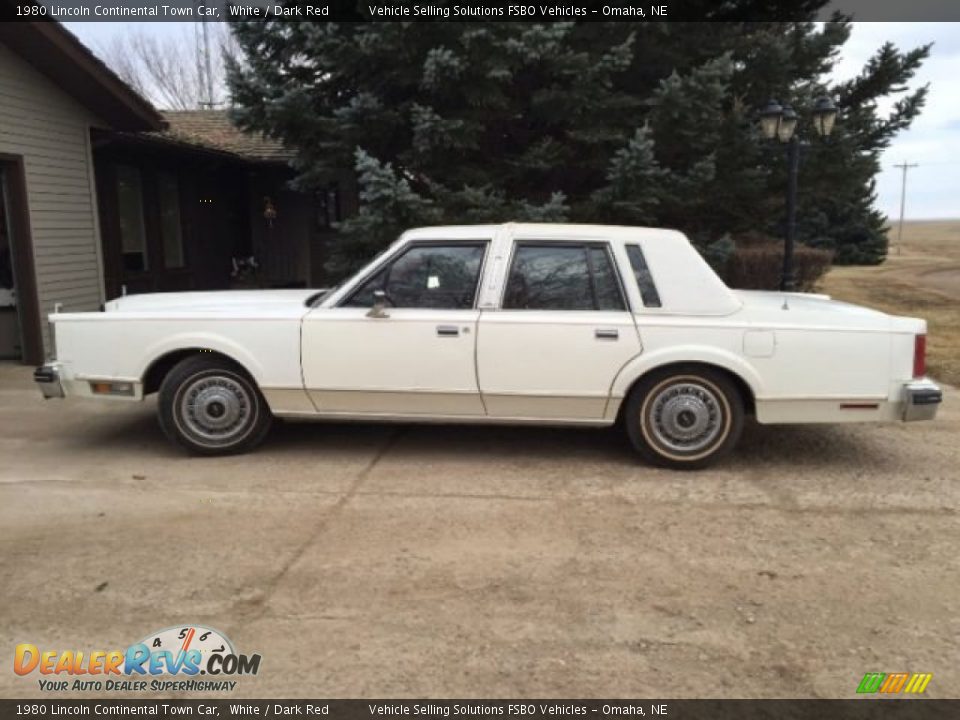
[14,625,261,692]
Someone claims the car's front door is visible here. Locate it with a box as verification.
[301,241,489,416]
[477,241,642,419]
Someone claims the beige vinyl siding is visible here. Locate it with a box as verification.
[0,42,104,357]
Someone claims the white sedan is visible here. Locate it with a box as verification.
[34,224,942,469]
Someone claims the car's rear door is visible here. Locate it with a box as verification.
[477,239,641,420]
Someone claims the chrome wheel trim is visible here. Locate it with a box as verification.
[175,372,257,447]
[641,376,731,460]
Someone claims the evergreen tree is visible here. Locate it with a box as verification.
[227,5,929,277]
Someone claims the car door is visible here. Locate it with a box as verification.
[477,240,642,420]
[301,241,489,416]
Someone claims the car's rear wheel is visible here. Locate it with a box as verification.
[158,355,272,455]
[625,366,744,470]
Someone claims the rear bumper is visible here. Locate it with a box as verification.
[902,379,942,421]
[34,363,65,399]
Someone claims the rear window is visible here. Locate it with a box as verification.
[503,243,625,311]
[626,245,662,308]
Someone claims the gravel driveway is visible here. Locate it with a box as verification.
[1,362,957,698]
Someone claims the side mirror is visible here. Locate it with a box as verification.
[366,289,390,318]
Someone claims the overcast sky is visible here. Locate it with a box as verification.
[830,22,959,220]
[67,20,959,220]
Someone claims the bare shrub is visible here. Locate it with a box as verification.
[723,237,833,292]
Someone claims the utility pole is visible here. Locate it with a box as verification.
[194,1,215,108]
[202,18,214,107]
[894,162,918,256]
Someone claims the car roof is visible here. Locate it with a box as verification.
[402,223,687,243]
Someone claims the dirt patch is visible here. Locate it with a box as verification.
[919,267,960,300]
[1,363,958,698]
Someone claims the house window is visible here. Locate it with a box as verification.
[158,172,184,269]
[116,165,148,272]
[317,184,341,229]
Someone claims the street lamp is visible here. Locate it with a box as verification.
[760,96,838,291]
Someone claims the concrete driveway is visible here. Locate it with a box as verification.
[1,361,958,698]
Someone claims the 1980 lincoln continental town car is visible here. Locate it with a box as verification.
[34,224,942,468]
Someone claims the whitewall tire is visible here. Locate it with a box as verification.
[625,366,744,469]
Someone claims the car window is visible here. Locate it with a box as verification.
[344,243,486,309]
[625,244,662,308]
[589,247,626,311]
[346,266,388,308]
[503,244,625,311]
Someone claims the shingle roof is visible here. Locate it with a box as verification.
[154,110,293,163]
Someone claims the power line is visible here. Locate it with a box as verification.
[893,161,919,256]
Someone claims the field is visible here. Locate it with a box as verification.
[821,219,960,386]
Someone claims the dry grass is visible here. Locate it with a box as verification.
[820,220,960,386]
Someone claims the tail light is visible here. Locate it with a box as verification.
[913,334,926,378]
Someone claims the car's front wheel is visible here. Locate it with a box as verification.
[625,366,744,470]
[158,355,272,455]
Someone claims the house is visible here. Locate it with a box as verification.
[0,16,346,365]
[0,20,163,364]
[91,110,348,299]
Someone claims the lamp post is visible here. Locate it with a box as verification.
[759,96,838,291]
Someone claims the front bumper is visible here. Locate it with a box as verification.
[902,379,942,421]
[34,363,65,399]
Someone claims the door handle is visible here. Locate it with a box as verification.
[595,328,619,340]
[436,325,459,337]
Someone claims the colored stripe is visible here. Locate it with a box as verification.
[880,672,909,693]
[904,673,933,694]
[857,673,886,693]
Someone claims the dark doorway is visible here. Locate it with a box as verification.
[0,157,44,365]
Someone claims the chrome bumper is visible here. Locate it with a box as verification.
[902,379,942,421]
[34,363,65,399]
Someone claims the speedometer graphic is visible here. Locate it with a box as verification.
[137,624,234,672]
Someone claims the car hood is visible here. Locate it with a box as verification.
[103,289,327,313]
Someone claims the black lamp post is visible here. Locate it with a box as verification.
[760,97,838,291]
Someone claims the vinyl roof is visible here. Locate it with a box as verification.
[404,224,689,242]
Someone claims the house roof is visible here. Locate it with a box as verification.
[0,15,165,131]
[155,111,293,163]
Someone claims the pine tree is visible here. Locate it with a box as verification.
[327,149,441,277]
[227,6,929,277]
